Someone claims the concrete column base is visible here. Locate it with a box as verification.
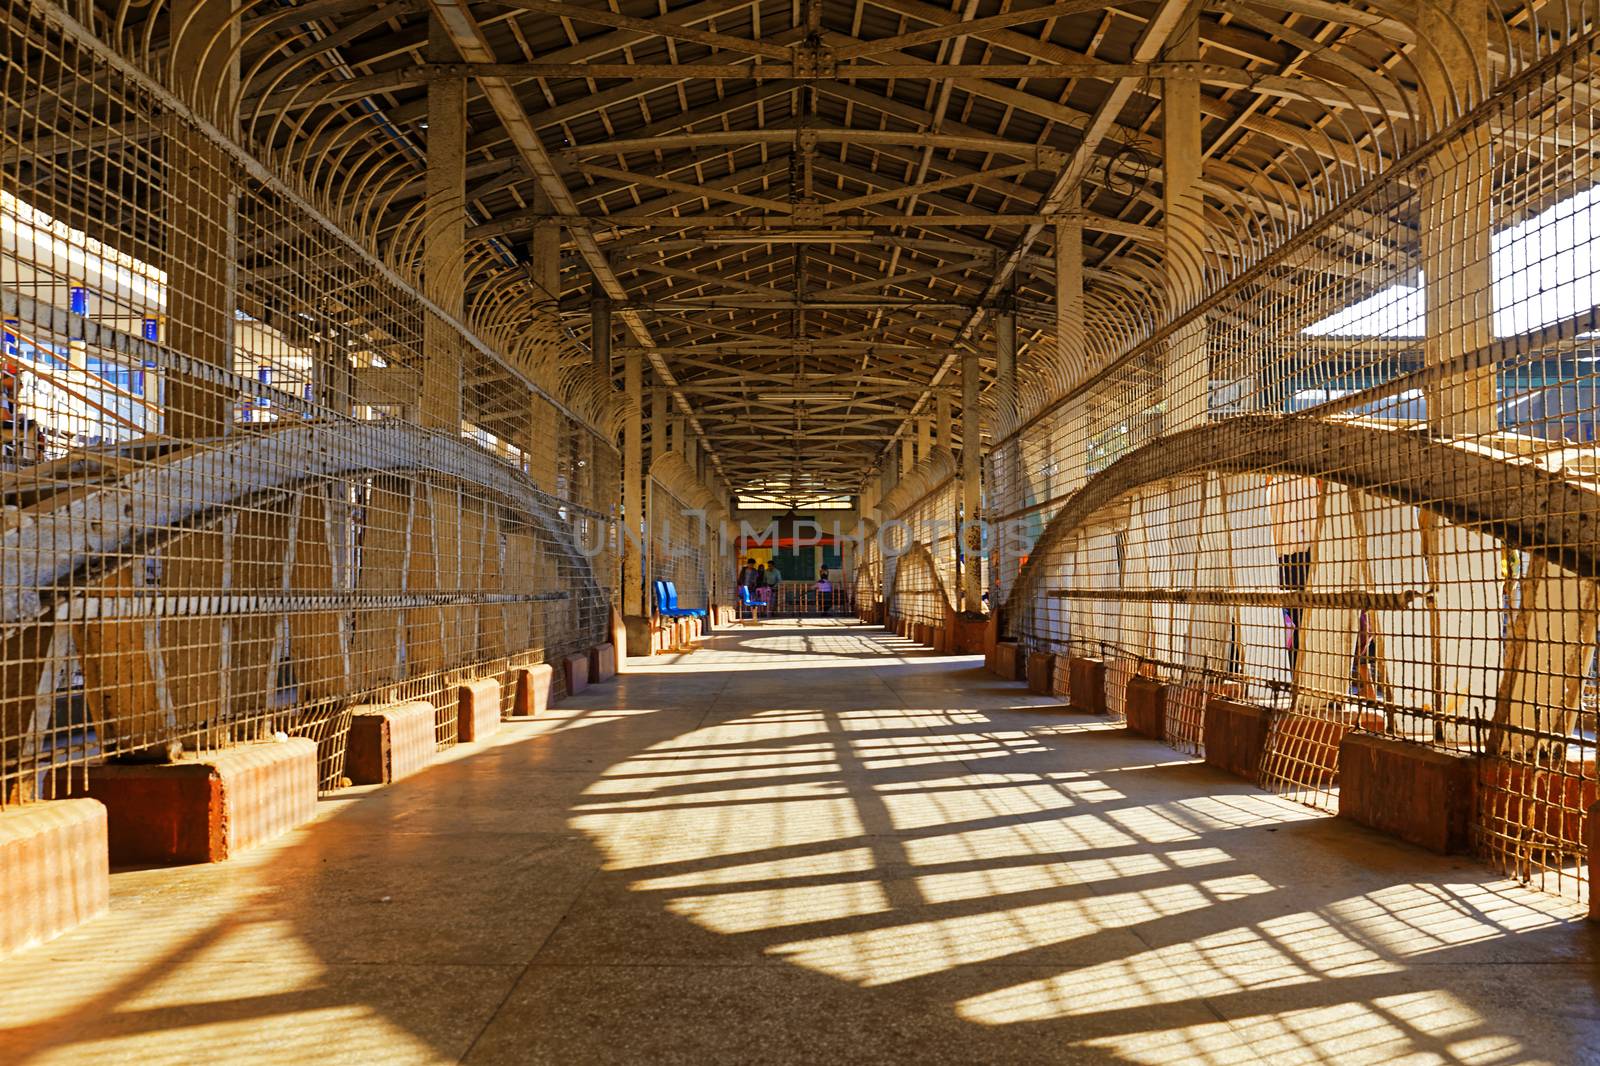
[589,643,617,684]
[1340,734,1474,854]
[623,614,653,657]
[347,701,436,784]
[85,738,318,864]
[1203,698,1271,784]
[511,664,555,717]
[1,799,109,955]
[1125,678,1167,741]
[457,679,502,743]
[563,652,591,695]
[1068,657,1108,714]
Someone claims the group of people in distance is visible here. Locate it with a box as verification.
[738,557,835,614]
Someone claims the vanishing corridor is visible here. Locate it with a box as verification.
[2,622,1594,1065]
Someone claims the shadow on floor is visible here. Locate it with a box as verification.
[4,622,1597,1065]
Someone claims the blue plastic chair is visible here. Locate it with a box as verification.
[654,579,685,617]
[737,585,768,621]
[665,581,706,619]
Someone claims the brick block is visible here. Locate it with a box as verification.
[1125,677,1167,740]
[86,738,317,864]
[1068,657,1107,714]
[0,799,109,955]
[563,652,591,695]
[1203,698,1271,783]
[912,621,930,646]
[346,701,436,784]
[990,641,1025,681]
[1339,734,1475,854]
[589,643,617,684]
[1026,652,1056,695]
[511,663,555,717]
[456,679,502,743]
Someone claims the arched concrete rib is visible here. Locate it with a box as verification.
[1005,415,1600,619]
[1,422,604,625]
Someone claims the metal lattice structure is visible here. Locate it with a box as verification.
[1004,30,1600,901]
[1,0,623,800]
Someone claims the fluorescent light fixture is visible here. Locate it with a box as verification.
[758,392,852,403]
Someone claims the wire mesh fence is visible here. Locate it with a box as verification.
[882,469,960,637]
[1000,29,1600,900]
[1,0,620,801]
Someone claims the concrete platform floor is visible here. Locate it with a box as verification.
[3,620,1598,1065]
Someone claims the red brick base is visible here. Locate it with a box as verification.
[347,701,436,784]
[990,642,1025,681]
[511,663,555,717]
[1339,734,1474,854]
[1026,652,1057,695]
[456,679,502,743]
[1068,657,1107,714]
[85,738,317,864]
[1203,698,1271,783]
[563,652,591,696]
[1125,678,1167,741]
[0,799,109,955]
[589,642,617,683]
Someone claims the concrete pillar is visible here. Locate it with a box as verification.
[1057,205,1088,494]
[1418,0,1494,437]
[515,182,561,490]
[420,42,465,432]
[995,310,1023,602]
[935,390,953,449]
[591,298,611,380]
[960,346,983,613]
[1161,2,1208,432]
[651,387,669,466]
[164,0,238,439]
[623,347,644,616]
[529,184,562,387]
[994,311,1018,434]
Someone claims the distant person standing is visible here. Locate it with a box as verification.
[739,557,760,592]
[816,565,833,615]
[765,561,782,612]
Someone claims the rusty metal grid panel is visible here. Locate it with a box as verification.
[999,36,1600,900]
[882,475,959,634]
[0,1,619,800]
[647,478,709,615]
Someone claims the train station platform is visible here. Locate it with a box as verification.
[1,621,1593,1065]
